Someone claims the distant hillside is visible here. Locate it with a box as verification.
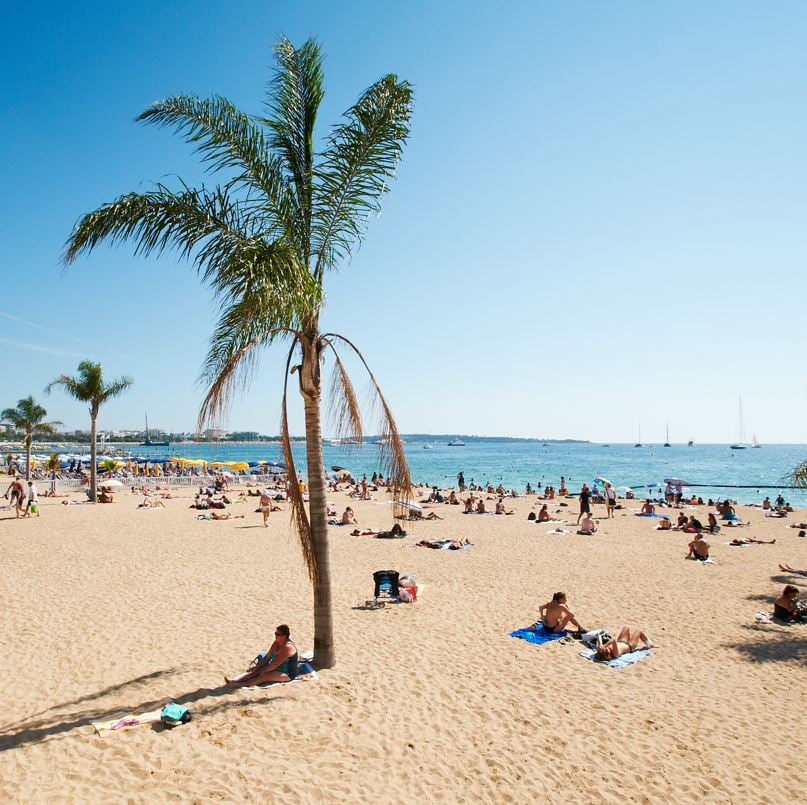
[397,435,588,444]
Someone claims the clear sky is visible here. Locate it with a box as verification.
[2,1,806,442]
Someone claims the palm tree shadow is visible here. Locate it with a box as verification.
[0,672,283,752]
[725,623,807,665]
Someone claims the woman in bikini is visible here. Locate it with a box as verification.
[225,624,299,686]
[536,592,584,634]
[773,586,807,623]
[595,627,653,660]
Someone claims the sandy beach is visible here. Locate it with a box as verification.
[1,485,805,803]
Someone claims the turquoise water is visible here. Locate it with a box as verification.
[130,440,807,506]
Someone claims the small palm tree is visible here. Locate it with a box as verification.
[787,461,807,488]
[45,452,61,494]
[0,397,62,480]
[63,37,413,668]
[46,361,132,503]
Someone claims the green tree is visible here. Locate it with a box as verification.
[46,361,133,503]
[0,397,62,480]
[45,452,61,494]
[63,37,413,668]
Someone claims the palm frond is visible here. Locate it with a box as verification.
[45,373,88,401]
[279,344,317,584]
[264,36,325,254]
[787,460,807,488]
[311,74,412,279]
[137,95,297,233]
[323,342,363,447]
[320,333,412,504]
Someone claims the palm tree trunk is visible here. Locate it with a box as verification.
[90,414,97,503]
[25,435,32,482]
[300,343,335,669]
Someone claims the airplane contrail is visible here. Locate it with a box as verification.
[0,336,87,359]
[0,312,162,369]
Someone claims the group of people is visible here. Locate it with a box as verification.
[3,477,40,517]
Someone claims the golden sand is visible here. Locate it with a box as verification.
[1,487,805,803]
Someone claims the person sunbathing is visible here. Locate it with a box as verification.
[595,627,653,660]
[779,563,807,577]
[210,511,245,520]
[683,515,704,534]
[98,488,114,503]
[656,517,672,531]
[416,538,470,550]
[706,513,719,534]
[773,585,807,623]
[225,624,298,687]
[729,537,775,545]
[640,500,655,515]
[536,592,584,634]
[138,497,165,508]
[686,536,710,560]
[537,504,552,522]
[351,523,406,538]
[476,499,486,514]
[577,514,597,535]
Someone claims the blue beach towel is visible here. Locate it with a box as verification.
[635,512,665,518]
[578,647,654,669]
[510,624,567,645]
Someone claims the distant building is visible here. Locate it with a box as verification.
[201,428,229,440]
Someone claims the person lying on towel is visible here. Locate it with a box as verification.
[225,624,298,687]
[595,627,653,661]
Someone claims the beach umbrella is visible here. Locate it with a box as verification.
[331,466,351,476]
[393,500,422,512]
[594,476,612,486]
[99,479,123,488]
[663,478,689,487]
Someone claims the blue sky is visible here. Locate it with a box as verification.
[2,1,806,442]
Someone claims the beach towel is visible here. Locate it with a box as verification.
[92,706,166,736]
[579,647,654,669]
[510,624,567,645]
[634,512,665,518]
[254,662,320,688]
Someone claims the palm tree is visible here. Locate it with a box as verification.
[63,37,413,668]
[46,361,132,504]
[45,452,61,494]
[0,397,62,480]
[787,461,807,488]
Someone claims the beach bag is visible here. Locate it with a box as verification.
[527,512,536,521]
[160,703,192,726]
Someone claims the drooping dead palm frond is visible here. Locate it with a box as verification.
[321,334,412,506]
[324,348,363,448]
[787,460,807,488]
[280,343,316,584]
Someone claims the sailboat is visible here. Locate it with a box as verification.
[730,397,746,449]
[634,423,642,447]
[140,414,169,447]
[752,434,761,448]
[663,423,671,447]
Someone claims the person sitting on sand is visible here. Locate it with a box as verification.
[536,592,584,634]
[476,499,486,514]
[595,627,653,660]
[537,504,552,522]
[773,585,807,623]
[640,500,655,515]
[686,535,710,560]
[683,515,704,534]
[656,516,672,531]
[447,491,459,505]
[463,497,474,513]
[706,513,719,534]
[577,513,597,535]
[341,507,358,525]
[762,497,771,510]
[779,563,807,577]
[672,512,688,530]
[225,624,298,687]
[495,498,514,515]
[98,487,114,503]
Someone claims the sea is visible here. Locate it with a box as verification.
[52,439,807,506]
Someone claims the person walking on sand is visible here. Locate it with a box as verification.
[24,481,39,517]
[577,483,591,525]
[605,483,616,518]
[259,489,273,527]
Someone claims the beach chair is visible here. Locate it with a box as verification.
[373,570,400,604]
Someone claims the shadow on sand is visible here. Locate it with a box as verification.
[0,667,282,752]
[725,623,807,665]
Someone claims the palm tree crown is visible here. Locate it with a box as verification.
[63,37,413,667]
[1,396,62,480]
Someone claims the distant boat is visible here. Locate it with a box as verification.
[447,439,465,446]
[730,396,747,449]
[423,442,433,449]
[663,423,671,447]
[140,414,169,447]
[634,422,642,448]
[687,440,694,446]
[752,434,761,448]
